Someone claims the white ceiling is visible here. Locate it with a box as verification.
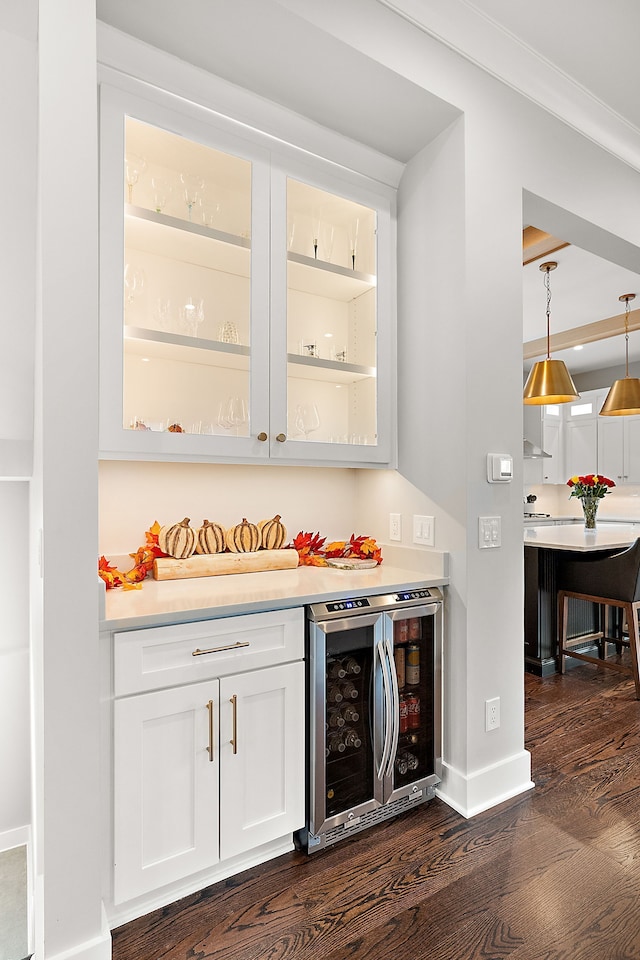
[97,0,640,376]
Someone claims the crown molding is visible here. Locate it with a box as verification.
[376,0,640,174]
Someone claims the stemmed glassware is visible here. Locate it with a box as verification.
[178,297,205,337]
[180,172,204,221]
[125,153,147,204]
[295,403,321,439]
[217,396,247,436]
[124,263,145,319]
[348,218,360,271]
[151,176,172,214]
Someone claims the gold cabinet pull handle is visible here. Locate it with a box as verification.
[275,433,286,442]
[206,699,214,762]
[192,641,250,657]
[230,694,238,755]
[257,432,268,441]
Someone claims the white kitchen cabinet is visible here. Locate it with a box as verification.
[113,679,220,904]
[219,662,304,861]
[563,391,606,479]
[542,406,563,484]
[598,415,640,483]
[111,608,305,907]
[99,82,393,466]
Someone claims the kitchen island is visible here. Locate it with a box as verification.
[524,522,640,675]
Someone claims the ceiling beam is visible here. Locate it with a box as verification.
[523,307,640,360]
[522,226,570,265]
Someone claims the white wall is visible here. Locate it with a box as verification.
[31,3,107,959]
[0,0,35,851]
[0,484,30,838]
[99,461,362,556]
[0,6,36,480]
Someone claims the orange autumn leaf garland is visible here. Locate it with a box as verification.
[99,521,169,590]
[290,531,382,566]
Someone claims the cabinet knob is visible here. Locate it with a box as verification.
[275,433,286,442]
[257,432,268,442]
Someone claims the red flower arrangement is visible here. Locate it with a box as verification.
[566,474,615,500]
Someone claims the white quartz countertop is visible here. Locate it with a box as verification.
[524,521,640,552]
[102,560,448,630]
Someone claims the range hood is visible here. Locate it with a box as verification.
[523,438,551,459]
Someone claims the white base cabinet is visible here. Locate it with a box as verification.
[111,608,305,908]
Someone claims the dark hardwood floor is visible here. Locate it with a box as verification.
[113,662,640,960]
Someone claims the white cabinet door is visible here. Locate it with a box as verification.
[598,417,625,483]
[564,418,598,479]
[219,661,305,860]
[541,420,563,483]
[113,680,219,904]
[624,417,640,482]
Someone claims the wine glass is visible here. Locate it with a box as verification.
[217,397,247,436]
[321,222,335,262]
[125,153,146,204]
[348,217,360,270]
[179,297,204,337]
[124,263,145,321]
[295,403,320,439]
[151,176,172,214]
[180,172,204,221]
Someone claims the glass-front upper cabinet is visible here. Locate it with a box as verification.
[283,180,378,449]
[99,83,394,465]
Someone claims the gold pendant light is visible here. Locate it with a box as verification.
[600,293,640,416]
[523,261,579,405]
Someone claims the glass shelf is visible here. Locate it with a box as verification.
[126,207,251,277]
[287,353,375,383]
[287,251,375,301]
[124,326,250,370]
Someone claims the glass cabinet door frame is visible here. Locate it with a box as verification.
[269,155,394,465]
[99,83,271,461]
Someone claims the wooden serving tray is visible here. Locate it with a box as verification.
[153,549,299,581]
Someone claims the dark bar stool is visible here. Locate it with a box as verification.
[557,538,640,699]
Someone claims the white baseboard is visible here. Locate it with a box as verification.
[437,749,534,818]
[44,907,111,960]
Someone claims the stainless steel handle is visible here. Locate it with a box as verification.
[206,699,214,762]
[387,603,439,622]
[384,636,400,778]
[230,694,238,755]
[257,432,268,442]
[275,433,286,442]
[192,641,250,657]
[376,640,392,779]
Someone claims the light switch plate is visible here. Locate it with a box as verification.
[413,515,435,546]
[479,516,501,548]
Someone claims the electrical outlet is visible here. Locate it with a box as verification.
[485,697,500,731]
[389,513,402,541]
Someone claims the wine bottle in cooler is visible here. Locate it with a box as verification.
[340,680,359,700]
[327,732,346,754]
[342,656,361,675]
[326,684,344,704]
[327,659,346,679]
[341,704,360,723]
[327,707,346,728]
[342,727,362,748]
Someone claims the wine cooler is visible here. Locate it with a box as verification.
[296,587,443,852]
